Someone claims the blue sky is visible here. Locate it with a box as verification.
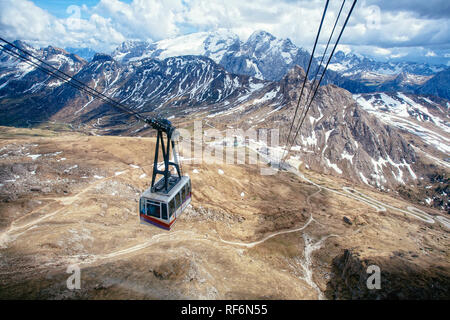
[34,0,133,18]
[32,0,100,18]
[0,0,449,65]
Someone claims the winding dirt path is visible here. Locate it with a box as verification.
[343,187,435,224]
[218,215,314,248]
[291,169,448,229]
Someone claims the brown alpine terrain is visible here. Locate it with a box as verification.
[0,126,449,299]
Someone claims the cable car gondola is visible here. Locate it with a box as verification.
[139,118,191,230]
[139,176,191,230]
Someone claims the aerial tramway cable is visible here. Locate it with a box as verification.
[283,0,347,160]
[289,0,357,149]
[0,37,148,122]
[0,43,139,122]
[281,0,357,168]
[282,0,330,165]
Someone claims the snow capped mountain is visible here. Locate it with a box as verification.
[353,91,449,210]
[112,30,314,82]
[0,46,269,126]
[112,30,240,64]
[221,30,314,81]
[326,51,448,97]
[107,55,267,115]
[0,41,86,98]
[112,31,447,84]
[111,40,153,63]
[330,51,446,77]
[354,92,450,154]
[110,31,449,100]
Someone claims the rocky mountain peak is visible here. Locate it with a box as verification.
[42,46,68,55]
[284,65,307,83]
[333,50,346,60]
[418,67,450,100]
[11,40,36,52]
[116,40,150,52]
[246,30,276,45]
[92,53,115,63]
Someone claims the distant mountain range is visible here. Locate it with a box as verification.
[111,30,315,82]
[328,51,450,99]
[329,51,445,77]
[109,30,450,99]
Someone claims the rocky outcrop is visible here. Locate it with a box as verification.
[325,249,450,300]
[418,68,450,100]
[275,67,419,190]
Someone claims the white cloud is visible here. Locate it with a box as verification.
[92,0,184,41]
[0,0,448,64]
[375,48,391,55]
[0,0,53,39]
[390,53,407,59]
[425,50,436,57]
[336,44,352,55]
[0,0,127,52]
